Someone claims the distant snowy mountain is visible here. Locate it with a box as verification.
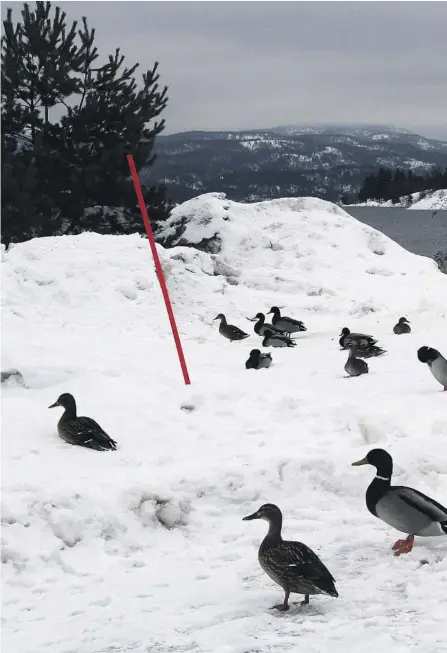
[145,125,447,204]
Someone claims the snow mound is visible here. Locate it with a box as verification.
[348,188,447,210]
[408,188,447,211]
[2,194,447,653]
[158,192,445,318]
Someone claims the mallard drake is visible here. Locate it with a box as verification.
[352,448,447,555]
[262,329,296,348]
[393,317,411,335]
[245,349,272,370]
[267,307,307,334]
[214,314,249,342]
[344,344,369,377]
[243,503,338,610]
[417,346,447,391]
[339,327,385,358]
[248,313,286,337]
[49,393,117,451]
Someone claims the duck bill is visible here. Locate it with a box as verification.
[247,317,257,322]
[48,401,59,409]
[351,457,368,466]
[242,511,260,521]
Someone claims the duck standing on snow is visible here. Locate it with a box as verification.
[267,307,307,334]
[352,448,447,555]
[214,314,249,342]
[248,313,286,337]
[49,393,117,451]
[243,503,338,610]
[262,329,296,348]
[344,344,369,377]
[417,346,447,391]
[393,317,411,335]
[339,327,386,358]
[245,349,272,370]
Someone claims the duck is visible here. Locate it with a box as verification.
[393,317,411,335]
[417,346,447,391]
[214,314,249,342]
[344,344,369,377]
[339,327,386,358]
[243,503,338,610]
[245,349,272,370]
[352,448,447,555]
[248,313,286,337]
[262,329,296,348]
[267,307,307,334]
[49,393,117,451]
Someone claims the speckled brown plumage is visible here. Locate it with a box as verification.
[243,503,338,610]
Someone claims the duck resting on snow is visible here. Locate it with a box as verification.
[245,349,272,370]
[243,503,338,610]
[344,344,369,377]
[417,346,447,391]
[248,313,286,337]
[262,329,296,348]
[393,317,411,335]
[214,314,249,342]
[49,393,117,451]
[267,307,307,334]
[339,327,386,358]
[352,448,447,555]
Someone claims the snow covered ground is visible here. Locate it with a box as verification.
[2,194,447,653]
[348,188,447,210]
[407,189,447,211]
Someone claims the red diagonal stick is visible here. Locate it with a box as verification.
[127,154,191,385]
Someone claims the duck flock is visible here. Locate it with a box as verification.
[214,307,447,386]
[47,305,447,613]
[212,306,447,609]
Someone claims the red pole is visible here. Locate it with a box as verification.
[127,154,191,385]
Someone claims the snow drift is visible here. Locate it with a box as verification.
[2,193,447,653]
[348,188,447,210]
[408,188,447,211]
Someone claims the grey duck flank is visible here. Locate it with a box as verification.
[267,307,307,334]
[214,313,249,342]
[245,349,272,370]
[49,393,117,451]
[393,317,411,335]
[344,344,369,377]
[339,327,386,359]
[417,346,447,391]
[352,448,447,556]
[262,329,296,348]
[243,504,338,610]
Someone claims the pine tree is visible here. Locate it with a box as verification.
[1,2,171,246]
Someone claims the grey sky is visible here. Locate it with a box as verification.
[4,2,447,138]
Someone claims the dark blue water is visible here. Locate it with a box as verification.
[344,207,447,258]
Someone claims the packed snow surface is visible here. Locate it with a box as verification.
[2,194,447,653]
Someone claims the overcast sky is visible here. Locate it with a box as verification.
[4,2,447,139]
